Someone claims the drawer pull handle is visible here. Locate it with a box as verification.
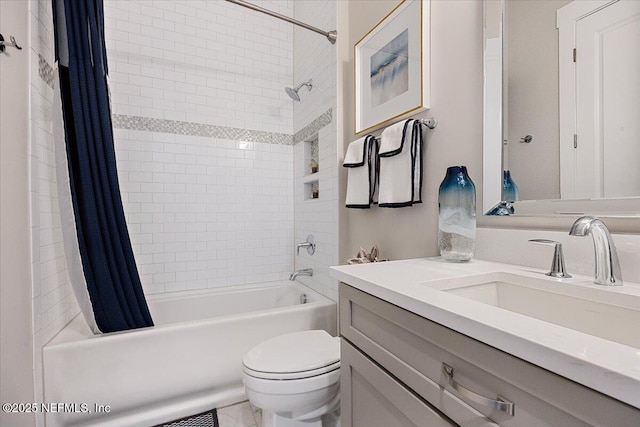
[442,363,515,416]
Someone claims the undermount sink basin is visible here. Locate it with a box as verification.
[437,273,640,349]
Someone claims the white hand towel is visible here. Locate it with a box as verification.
[344,135,377,208]
[378,119,423,207]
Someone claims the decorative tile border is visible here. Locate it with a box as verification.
[112,108,333,146]
[112,115,293,145]
[293,108,332,144]
[38,54,55,89]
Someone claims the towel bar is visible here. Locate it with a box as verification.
[373,117,437,142]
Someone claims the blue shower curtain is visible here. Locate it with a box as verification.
[52,0,153,333]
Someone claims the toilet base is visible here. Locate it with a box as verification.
[264,411,320,427]
[262,408,340,427]
[322,410,341,427]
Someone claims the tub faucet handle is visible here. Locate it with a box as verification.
[297,234,316,256]
[528,239,571,278]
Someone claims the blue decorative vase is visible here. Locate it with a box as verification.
[502,170,519,202]
[438,166,476,262]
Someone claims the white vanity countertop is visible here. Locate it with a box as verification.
[330,258,640,409]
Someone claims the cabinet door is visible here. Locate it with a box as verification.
[341,339,456,427]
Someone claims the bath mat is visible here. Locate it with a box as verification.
[156,408,219,427]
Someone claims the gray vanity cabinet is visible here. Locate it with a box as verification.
[339,283,640,427]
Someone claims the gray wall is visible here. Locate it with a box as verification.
[338,0,484,262]
[0,1,36,426]
[336,0,639,264]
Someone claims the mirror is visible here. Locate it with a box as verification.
[483,0,640,216]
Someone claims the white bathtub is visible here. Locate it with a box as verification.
[43,281,336,427]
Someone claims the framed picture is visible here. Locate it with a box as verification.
[355,0,430,134]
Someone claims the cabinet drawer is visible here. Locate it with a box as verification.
[340,283,640,426]
[341,338,459,427]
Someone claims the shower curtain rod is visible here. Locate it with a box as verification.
[225,0,337,44]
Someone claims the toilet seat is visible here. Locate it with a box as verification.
[244,360,340,380]
[242,330,340,380]
[243,366,341,395]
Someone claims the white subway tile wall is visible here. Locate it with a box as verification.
[105,1,337,299]
[31,64,78,352]
[114,129,294,294]
[103,0,294,135]
[293,0,337,135]
[31,1,80,422]
[293,121,339,301]
[292,0,339,302]
[103,0,303,294]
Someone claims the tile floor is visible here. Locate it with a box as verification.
[217,401,262,427]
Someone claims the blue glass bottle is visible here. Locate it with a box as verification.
[502,170,519,202]
[438,166,476,262]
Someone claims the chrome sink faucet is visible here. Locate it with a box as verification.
[569,216,623,286]
[289,268,313,281]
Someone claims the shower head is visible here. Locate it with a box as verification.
[285,86,300,102]
[285,79,313,101]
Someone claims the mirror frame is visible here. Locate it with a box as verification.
[482,0,640,218]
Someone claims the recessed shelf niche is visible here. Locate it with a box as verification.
[303,136,319,201]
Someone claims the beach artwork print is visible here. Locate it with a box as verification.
[355,0,429,134]
[370,29,409,108]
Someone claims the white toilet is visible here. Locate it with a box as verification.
[242,330,341,427]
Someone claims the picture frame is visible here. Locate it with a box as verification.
[355,0,430,134]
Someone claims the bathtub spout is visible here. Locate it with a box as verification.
[290,268,313,281]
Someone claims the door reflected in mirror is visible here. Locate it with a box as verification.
[483,0,640,216]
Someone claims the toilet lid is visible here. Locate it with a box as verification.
[243,330,340,377]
